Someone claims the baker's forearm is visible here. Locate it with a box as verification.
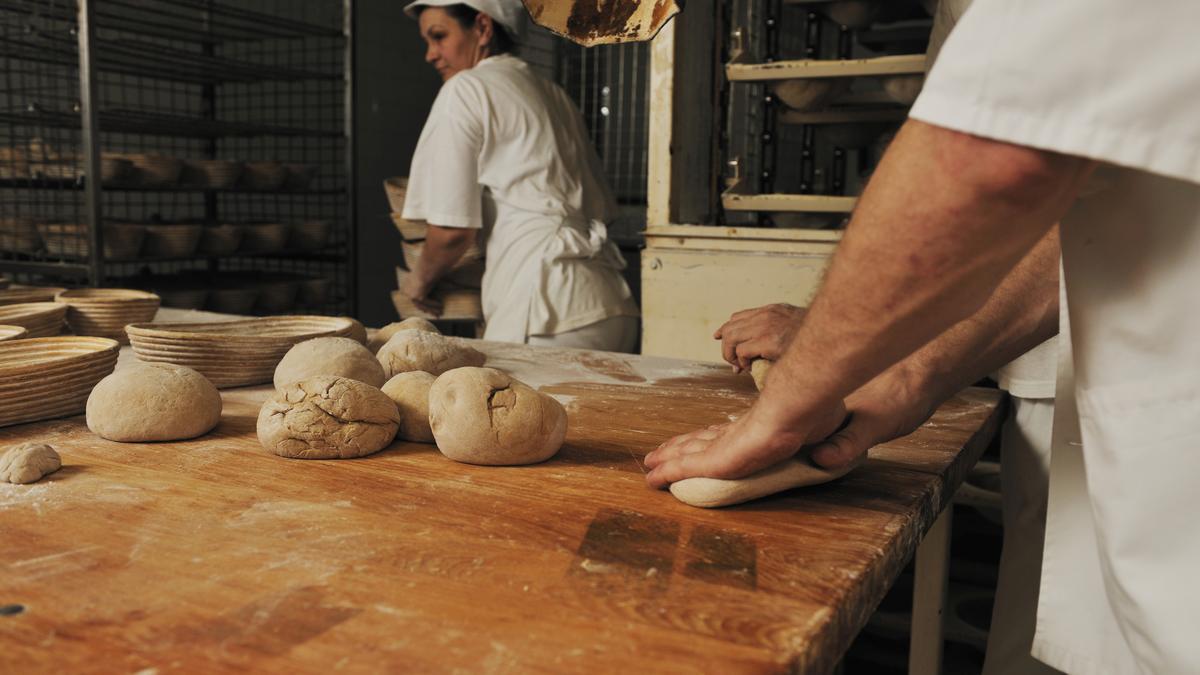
[415,225,475,287]
[766,120,1092,419]
[903,225,1060,405]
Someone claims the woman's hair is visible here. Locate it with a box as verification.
[422,4,516,55]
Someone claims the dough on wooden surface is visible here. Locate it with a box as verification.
[0,443,61,484]
[87,362,222,442]
[376,330,484,378]
[428,367,566,466]
[274,337,386,390]
[257,375,400,459]
[669,454,862,508]
[751,359,772,391]
[368,317,439,354]
[381,370,436,443]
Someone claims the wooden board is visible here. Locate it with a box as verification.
[726,55,927,82]
[0,340,1004,674]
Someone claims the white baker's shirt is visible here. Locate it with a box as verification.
[402,54,639,342]
[911,1,1200,673]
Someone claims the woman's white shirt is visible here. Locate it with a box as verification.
[402,54,639,342]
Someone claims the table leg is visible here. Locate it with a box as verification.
[909,506,952,675]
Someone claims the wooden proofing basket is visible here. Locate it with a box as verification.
[126,316,358,388]
[0,336,120,427]
[55,288,161,343]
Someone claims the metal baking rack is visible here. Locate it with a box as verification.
[0,0,353,317]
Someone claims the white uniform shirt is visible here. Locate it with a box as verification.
[403,54,639,342]
[911,0,1200,672]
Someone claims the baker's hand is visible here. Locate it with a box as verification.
[714,303,806,372]
[643,392,847,488]
[808,361,937,470]
[400,270,443,317]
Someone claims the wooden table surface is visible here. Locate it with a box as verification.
[0,339,1003,674]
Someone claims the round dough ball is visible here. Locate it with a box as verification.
[368,317,439,354]
[376,330,485,378]
[381,371,436,443]
[87,363,222,442]
[429,367,566,466]
[257,375,400,459]
[274,337,386,391]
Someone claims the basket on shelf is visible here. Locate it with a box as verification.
[283,163,317,191]
[256,277,299,314]
[240,161,287,191]
[297,277,333,306]
[239,222,289,253]
[116,154,185,188]
[156,287,208,310]
[36,222,145,260]
[207,286,260,315]
[197,224,244,256]
[180,159,243,190]
[0,217,42,254]
[289,220,332,251]
[142,224,202,258]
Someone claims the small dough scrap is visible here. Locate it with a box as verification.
[257,375,400,459]
[429,367,566,466]
[376,330,485,378]
[0,443,61,484]
[751,359,772,391]
[368,317,439,354]
[669,454,863,508]
[87,363,222,442]
[381,371,436,443]
[274,337,386,390]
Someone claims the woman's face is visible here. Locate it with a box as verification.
[418,8,490,81]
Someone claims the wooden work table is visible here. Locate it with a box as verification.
[0,339,1004,674]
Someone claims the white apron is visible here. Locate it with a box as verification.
[1034,168,1200,674]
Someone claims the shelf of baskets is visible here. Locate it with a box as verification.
[0,0,353,316]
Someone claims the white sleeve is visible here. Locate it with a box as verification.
[909,0,1200,185]
[401,76,486,229]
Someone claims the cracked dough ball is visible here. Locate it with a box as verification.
[274,337,386,391]
[257,375,400,459]
[381,371,436,443]
[0,443,61,484]
[376,330,485,378]
[87,363,222,442]
[429,367,566,466]
[368,317,440,354]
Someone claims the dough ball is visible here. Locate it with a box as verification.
[274,337,386,391]
[87,363,222,442]
[368,317,439,354]
[381,371,436,443]
[0,443,61,484]
[670,453,863,508]
[376,330,485,378]
[341,317,368,345]
[429,367,566,466]
[257,375,400,459]
[751,359,772,391]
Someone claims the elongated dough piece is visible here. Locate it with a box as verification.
[669,453,862,508]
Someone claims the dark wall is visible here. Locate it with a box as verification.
[353,0,442,327]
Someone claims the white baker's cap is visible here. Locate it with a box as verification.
[403,0,528,41]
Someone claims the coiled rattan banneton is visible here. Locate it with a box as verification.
[55,288,161,343]
[125,315,358,388]
[0,336,120,427]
